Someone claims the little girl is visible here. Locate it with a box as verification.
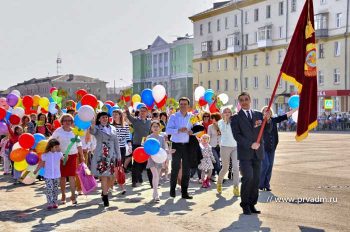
[146,121,166,203]
[198,134,216,188]
[34,139,63,209]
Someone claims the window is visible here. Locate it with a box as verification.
[265,75,271,88]
[254,9,259,22]
[217,19,221,31]
[315,14,328,30]
[334,68,340,84]
[164,67,168,75]
[216,60,220,70]
[199,63,203,73]
[159,67,163,76]
[320,0,327,5]
[265,98,271,106]
[291,0,297,12]
[336,13,342,28]
[153,55,157,65]
[265,53,270,65]
[225,38,228,49]
[245,34,249,47]
[318,70,324,85]
[158,53,162,63]
[224,59,228,70]
[334,41,341,56]
[245,11,249,24]
[234,78,238,91]
[278,50,283,64]
[217,40,221,50]
[225,17,228,29]
[234,14,238,27]
[258,25,272,41]
[208,80,211,89]
[164,52,168,62]
[279,79,283,88]
[253,54,258,66]
[216,80,220,91]
[225,79,229,91]
[153,68,157,77]
[266,5,271,18]
[244,55,248,68]
[200,24,203,36]
[200,81,203,86]
[234,57,238,69]
[208,21,211,33]
[255,32,258,43]
[244,77,248,89]
[208,61,211,72]
[319,43,324,58]
[279,26,283,38]
[279,2,284,15]
[253,76,259,89]
[253,99,259,109]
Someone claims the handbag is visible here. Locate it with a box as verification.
[114,161,125,185]
[77,163,97,194]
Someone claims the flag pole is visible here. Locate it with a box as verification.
[256,71,283,144]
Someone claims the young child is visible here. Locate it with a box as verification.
[146,121,166,203]
[34,139,63,209]
[198,134,216,188]
[0,135,10,175]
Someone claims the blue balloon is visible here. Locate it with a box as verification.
[38,168,45,176]
[62,108,67,113]
[144,138,160,155]
[5,110,11,122]
[136,103,146,110]
[74,115,91,130]
[141,89,154,107]
[109,106,120,116]
[32,133,46,149]
[49,97,55,103]
[204,89,215,104]
[76,102,82,111]
[288,95,300,109]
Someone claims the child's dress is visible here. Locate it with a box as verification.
[146,134,166,169]
[198,144,215,171]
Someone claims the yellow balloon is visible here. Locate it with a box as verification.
[39,97,49,108]
[36,140,48,153]
[14,159,29,171]
[15,98,23,108]
[33,95,41,107]
[132,94,141,103]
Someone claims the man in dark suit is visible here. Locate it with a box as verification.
[231,92,270,215]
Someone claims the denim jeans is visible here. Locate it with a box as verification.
[211,146,221,176]
[259,150,275,189]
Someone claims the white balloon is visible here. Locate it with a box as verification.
[218,93,229,105]
[11,90,21,97]
[48,102,58,114]
[133,102,140,111]
[194,86,205,101]
[21,170,37,185]
[26,164,38,172]
[151,148,167,164]
[152,85,166,103]
[12,142,21,150]
[292,110,298,123]
[128,106,133,113]
[12,107,25,118]
[78,105,95,122]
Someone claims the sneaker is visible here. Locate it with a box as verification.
[52,204,58,209]
[153,197,160,203]
[217,183,222,194]
[47,205,53,210]
[233,186,240,197]
[206,178,211,187]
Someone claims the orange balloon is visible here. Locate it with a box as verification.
[10,148,29,162]
[33,95,41,107]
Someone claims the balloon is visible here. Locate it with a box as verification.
[36,140,48,153]
[66,100,76,110]
[50,87,57,94]
[136,103,146,110]
[19,133,35,149]
[141,89,154,107]
[11,90,21,97]
[22,95,33,108]
[53,119,61,129]
[39,97,50,109]
[10,148,29,162]
[74,115,91,130]
[0,107,6,120]
[62,108,67,113]
[48,102,58,114]
[6,93,19,107]
[81,94,98,108]
[27,164,38,172]
[194,86,206,101]
[109,106,120,116]
[38,168,45,176]
[155,96,167,109]
[132,94,141,103]
[32,95,40,107]
[21,170,38,185]
[76,89,88,97]
[0,121,8,135]
[151,148,167,164]
[144,138,160,155]
[9,114,20,125]
[218,93,229,105]
[102,104,112,113]
[26,152,39,165]
[292,110,298,122]
[12,107,25,118]
[152,85,166,103]
[122,95,131,102]
[288,95,300,109]
[0,97,9,110]
[105,100,115,107]
[209,102,220,113]
[78,105,95,122]
[32,133,46,149]
[12,142,21,151]
[133,102,140,111]
[133,147,149,163]
[14,159,28,171]
[204,89,215,104]
[198,96,207,107]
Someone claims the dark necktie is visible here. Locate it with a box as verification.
[247,111,252,122]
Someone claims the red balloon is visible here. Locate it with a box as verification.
[53,119,61,129]
[19,133,35,149]
[147,104,154,111]
[66,100,76,110]
[0,107,6,120]
[76,89,88,97]
[209,102,219,113]
[105,100,115,107]
[156,96,167,108]
[22,96,33,108]
[199,97,207,107]
[49,87,57,94]
[124,96,131,102]
[133,147,149,163]
[9,114,20,125]
[41,108,48,114]
[81,94,98,108]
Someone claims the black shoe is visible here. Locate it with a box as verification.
[265,187,271,191]
[250,206,261,214]
[102,194,109,207]
[170,190,176,198]
[181,194,193,200]
[259,187,264,191]
[132,183,137,187]
[242,206,251,215]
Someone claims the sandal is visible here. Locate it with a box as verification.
[61,195,66,204]
[70,196,77,205]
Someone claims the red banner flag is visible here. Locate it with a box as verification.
[280,0,318,141]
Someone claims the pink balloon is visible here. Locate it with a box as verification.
[0,97,9,110]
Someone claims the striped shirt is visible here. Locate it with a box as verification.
[113,124,131,148]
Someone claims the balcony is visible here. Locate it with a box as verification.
[227,45,241,54]
[258,39,272,48]
[315,28,328,38]
[201,50,213,58]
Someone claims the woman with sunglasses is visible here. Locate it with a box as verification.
[201,112,212,133]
